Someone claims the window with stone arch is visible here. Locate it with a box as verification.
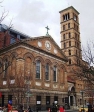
[0,59,2,74]
[53,65,57,82]
[69,59,71,65]
[3,58,9,78]
[64,42,66,48]
[25,57,32,76]
[36,60,41,79]
[45,63,50,80]
[69,32,71,38]
[63,34,65,40]
[69,41,71,47]
[11,57,16,76]
[69,49,71,55]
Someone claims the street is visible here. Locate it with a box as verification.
[36,110,78,112]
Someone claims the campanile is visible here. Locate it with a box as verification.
[59,6,82,66]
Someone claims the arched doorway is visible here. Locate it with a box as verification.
[68,86,76,107]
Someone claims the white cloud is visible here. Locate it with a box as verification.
[0,0,94,48]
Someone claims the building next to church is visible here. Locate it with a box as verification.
[0,6,92,109]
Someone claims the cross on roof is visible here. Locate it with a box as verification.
[45,26,50,36]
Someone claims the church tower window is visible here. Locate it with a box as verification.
[69,59,71,65]
[63,25,65,30]
[68,23,70,29]
[69,32,71,38]
[63,34,65,39]
[69,50,71,55]
[69,41,71,47]
[64,43,66,48]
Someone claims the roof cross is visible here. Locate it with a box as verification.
[45,26,50,36]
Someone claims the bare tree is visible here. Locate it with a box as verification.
[82,41,94,65]
[0,0,13,29]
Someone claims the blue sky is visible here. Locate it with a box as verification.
[0,0,94,47]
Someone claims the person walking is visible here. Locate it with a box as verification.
[3,105,8,112]
[59,106,65,112]
[18,104,24,112]
[92,105,94,112]
[88,103,92,112]
[28,106,33,112]
[8,103,12,112]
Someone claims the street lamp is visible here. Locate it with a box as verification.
[80,91,84,112]
[25,72,32,109]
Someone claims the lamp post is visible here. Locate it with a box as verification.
[80,91,84,112]
[25,71,32,109]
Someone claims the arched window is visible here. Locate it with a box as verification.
[68,13,70,19]
[0,61,2,74]
[63,34,65,39]
[53,66,57,82]
[68,23,70,29]
[69,50,71,55]
[64,43,66,48]
[76,50,77,55]
[74,23,75,29]
[69,41,71,46]
[69,32,71,38]
[63,15,65,21]
[69,59,71,65]
[0,61,1,66]
[45,63,49,80]
[36,60,41,79]
[4,58,9,78]
[63,25,65,30]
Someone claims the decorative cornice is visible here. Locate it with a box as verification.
[59,6,80,14]
[0,41,68,62]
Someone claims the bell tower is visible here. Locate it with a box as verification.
[59,6,82,66]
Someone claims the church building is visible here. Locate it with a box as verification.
[0,6,90,110]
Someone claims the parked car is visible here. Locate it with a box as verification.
[79,105,88,112]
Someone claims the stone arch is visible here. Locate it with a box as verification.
[52,62,59,67]
[59,64,67,83]
[35,56,44,64]
[44,59,52,81]
[0,57,3,74]
[44,59,52,65]
[59,64,67,72]
[68,86,76,96]
[52,62,59,82]
[2,55,10,78]
[71,86,75,92]
[10,52,18,61]
[23,52,34,61]
[10,53,17,77]
[23,53,34,76]
[35,56,44,79]
[3,55,10,61]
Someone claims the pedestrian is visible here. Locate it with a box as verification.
[8,103,12,112]
[88,103,92,112]
[28,106,33,112]
[0,107,3,112]
[52,103,57,112]
[3,105,8,112]
[92,105,94,112]
[18,104,24,112]
[59,106,64,112]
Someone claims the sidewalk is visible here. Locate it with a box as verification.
[33,109,79,112]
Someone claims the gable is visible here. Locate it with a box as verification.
[23,36,68,62]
